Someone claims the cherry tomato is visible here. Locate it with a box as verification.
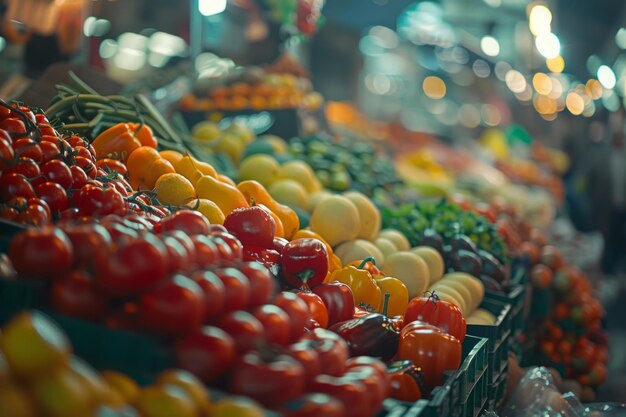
[75,156,97,179]
[210,232,244,262]
[38,124,57,137]
[191,235,221,268]
[223,206,276,248]
[139,274,205,336]
[229,350,305,408]
[274,292,311,343]
[96,234,168,298]
[295,291,329,328]
[41,160,73,189]
[35,181,68,214]
[76,184,125,216]
[175,326,236,384]
[0,206,18,221]
[239,261,276,309]
[303,328,350,377]
[278,393,345,417]
[12,138,42,163]
[0,136,14,171]
[211,235,234,262]
[253,305,291,346]
[285,341,322,388]
[191,270,226,322]
[16,203,49,227]
[166,230,196,268]
[309,375,368,417]
[0,117,26,135]
[213,268,251,314]
[158,210,211,235]
[5,158,41,184]
[8,227,73,279]
[208,224,228,234]
[96,158,127,175]
[216,311,264,354]
[39,140,60,163]
[61,223,112,271]
[50,270,109,320]
[0,173,36,200]
[66,135,86,148]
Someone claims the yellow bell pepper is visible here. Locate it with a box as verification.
[375,276,409,317]
[330,264,382,311]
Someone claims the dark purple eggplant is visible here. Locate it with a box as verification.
[450,249,482,276]
[478,249,506,283]
[480,275,504,293]
[449,234,478,254]
[329,313,400,360]
[417,228,444,255]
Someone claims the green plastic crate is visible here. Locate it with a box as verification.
[0,279,47,324]
[485,283,525,357]
[467,298,511,386]
[458,335,489,417]
[486,364,508,411]
[424,371,462,417]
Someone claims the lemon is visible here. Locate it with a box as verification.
[192,121,222,142]
[344,191,381,241]
[309,195,360,247]
[268,179,309,210]
[214,133,245,164]
[32,369,94,417]
[155,173,197,206]
[0,312,70,378]
[211,397,264,417]
[159,150,184,166]
[101,371,140,405]
[186,199,225,224]
[259,134,288,153]
[238,154,280,187]
[278,160,321,193]
[156,370,211,415]
[225,123,255,145]
[137,385,197,417]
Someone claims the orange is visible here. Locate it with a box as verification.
[31,369,94,417]
[211,86,230,99]
[156,370,211,414]
[230,96,250,110]
[253,84,273,98]
[0,381,36,417]
[129,157,175,191]
[69,357,109,405]
[126,146,160,179]
[101,371,140,405]
[231,82,252,97]
[136,384,197,417]
[249,96,268,110]
[0,311,71,379]
[159,150,184,166]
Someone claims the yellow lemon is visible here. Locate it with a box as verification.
[159,150,184,166]
[186,199,225,224]
[136,385,197,417]
[238,154,280,187]
[277,160,321,193]
[101,370,140,405]
[214,133,246,164]
[268,179,309,210]
[224,123,255,145]
[155,173,197,206]
[309,195,360,248]
[31,369,94,417]
[156,370,211,415]
[192,121,222,142]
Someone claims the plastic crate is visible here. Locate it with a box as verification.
[377,398,426,417]
[424,371,462,417]
[485,363,508,411]
[485,283,525,357]
[467,299,512,387]
[458,335,489,417]
[0,279,47,324]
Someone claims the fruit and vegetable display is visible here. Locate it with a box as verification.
[0,63,610,417]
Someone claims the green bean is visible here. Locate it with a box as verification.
[68,71,100,95]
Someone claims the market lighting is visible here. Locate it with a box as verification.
[480,36,500,57]
[495,62,512,81]
[546,56,565,73]
[602,89,620,111]
[505,70,527,93]
[597,65,616,89]
[548,76,563,99]
[585,79,603,99]
[616,28,626,49]
[515,85,534,101]
[422,76,446,99]
[532,72,552,95]
[533,94,557,114]
[458,104,481,128]
[566,92,584,115]
[535,33,560,59]
[528,4,552,36]
[472,60,491,78]
[199,0,227,17]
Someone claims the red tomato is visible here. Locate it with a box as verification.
[158,210,211,235]
[162,234,193,273]
[191,235,221,268]
[239,261,276,309]
[229,350,305,408]
[50,270,109,320]
[8,227,73,279]
[60,223,112,271]
[309,375,368,417]
[0,173,36,200]
[5,158,41,184]
[253,304,290,346]
[303,329,349,377]
[96,234,168,298]
[403,296,466,342]
[530,264,553,289]
[210,232,244,262]
[397,321,462,390]
[70,166,89,189]
[66,135,86,148]
[75,156,97,179]
[16,203,49,227]
[223,205,276,248]
[242,246,281,268]
[41,160,72,189]
[346,356,390,388]
[278,393,345,417]
[38,124,57,137]
[312,282,355,326]
[285,341,322,387]
[12,138,42,163]
[0,136,15,171]
[139,274,205,336]
[208,224,228,233]
[274,292,312,343]
[35,181,68,213]
[96,158,127,175]
[216,311,264,353]
[295,291,329,328]
[0,207,18,221]
[191,270,225,322]
[343,366,387,416]
[175,326,236,384]
[213,267,251,314]
[1,117,26,134]
[39,140,60,163]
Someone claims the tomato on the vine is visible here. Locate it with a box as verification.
[17,203,49,226]
[39,140,60,163]
[0,173,36,200]
[5,158,41,184]
[75,156,97,179]
[41,160,73,189]
[0,136,14,171]
[1,118,26,135]
[8,227,73,279]
[223,205,276,248]
[50,270,109,320]
[12,138,42,163]
[35,181,68,214]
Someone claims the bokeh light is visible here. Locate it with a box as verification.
[597,65,616,89]
[566,92,585,115]
[532,72,552,95]
[480,36,500,57]
[546,56,565,73]
[529,4,552,36]
[423,76,446,99]
[535,33,560,59]
[505,70,527,93]
[585,79,603,99]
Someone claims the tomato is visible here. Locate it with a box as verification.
[387,361,423,402]
[39,140,60,163]
[41,160,72,189]
[175,326,236,384]
[76,184,125,216]
[239,261,276,309]
[0,136,14,171]
[281,239,329,289]
[253,305,291,346]
[530,264,553,289]
[50,270,109,320]
[346,357,390,388]
[35,181,68,213]
[191,235,221,268]
[397,321,462,390]
[274,292,312,343]
[273,237,289,253]
[0,206,18,221]
[208,224,228,234]
[229,350,305,408]
[303,329,349,377]
[404,296,466,342]
[5,158,41,184]
[58,207,81,221]
[295,291,329,328]
[242,246,281,269]
[312,282,355,326]
[162,234,193,274]
[191,270,225,322]
[343,366,387,416]
[158,210,211,235]
[66,135,86,148]
[1,118,26,135]
[8,227,73,279]
[0,173,36,200]
[96,234,168,298]
[210,232,244,262]
[75,156,97,179]
[38,124,57,137]
[278,393,345,417]
[213,268,251,314]
[61,220,112,271]
[12,138,42,163]
[16,203,49,227]
[139,274,205,336]
[96,158,127,175]
[216,311,264,354]
[224,206,276,248]
[309,375,368,417]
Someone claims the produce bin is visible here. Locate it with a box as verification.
[0,279,47,324]
[467,298,512,387]
[485,283,526,358]
[486,362,508,411]
[458,335,489,417]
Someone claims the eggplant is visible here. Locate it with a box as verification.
[449,234,478,254]
[329,313,400,360]
[479,250,506,283]
[417,228,444,255]
[480,275,504,293]
[450,249,483,276]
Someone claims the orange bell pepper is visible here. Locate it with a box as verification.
[92,123,157,163]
